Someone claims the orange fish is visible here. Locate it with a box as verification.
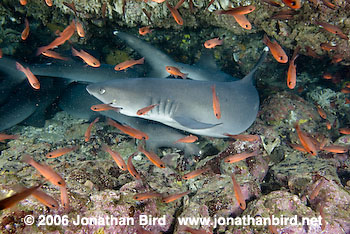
[16,185,60,209]
[281,0,301,9]
[182,167,210,180]
[63,1,77,15]
[305,46,322,59]
[90,104,121,112]
[341,88,350,94]
[137,104,159,115]
[46,146,79,158]
[84,117,99,142]
[21,18,29,40]
[316,105,327,119]
[166,66,188,79]
[72,47,100,67]
[0,184,41,210]
[22,155,66,187]
[36,21,75,56]
[233,14,252,30]
[326,121,331,130]
[322,72,333,80]
[346,98,350,104]
[223,133,260,142]
[319,204,326,230]
[60,186,70,211]
[322,145,348,153]
[45,0,53,6]
[310,178,325,200]
[263,34,288,63]
[138,144,166,168]
[166,1,184,25]
[74,19,85,37]
[162,191,189,203]
[215,5,256,15]
[339,128,350,134]
[224,150,258,163]
[41,50,69,61]
[139,26,153,36]
[107,118,149,140]
[174,134,198,144]
[114,57,144,71]
[204,38,223,49]
[102,144,127,171]
[211,85,221,119]
[320,42,337,52]
[19,0,27,6]
[0,48,2,58]
[127,152,141,180]
[175,0,186,9]
[287,46,299,89]
[288,143,307,152]
[331,54,343,64]
[16,62,40,90]
[321,0,336,9]
[133,192,162,201]
[0,133,19,142]
[316,21,348,40]
[231,173,246,210]
[294,123,317,156]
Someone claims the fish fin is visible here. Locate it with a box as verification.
[194,50,218,70]
[173,116,221,129]
[241,46,269,85]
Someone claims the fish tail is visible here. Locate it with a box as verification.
[71,47,79,57]
[138,57,145,64]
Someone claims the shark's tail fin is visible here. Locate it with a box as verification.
[241,46,269,85]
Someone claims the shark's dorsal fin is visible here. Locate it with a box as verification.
[173,116,222,129]
[194,50,218,70]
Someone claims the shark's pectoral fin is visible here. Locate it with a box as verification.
[173,116,222,129]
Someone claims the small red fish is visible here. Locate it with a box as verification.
[19,0,27,5]
[224,150,258,163]
[316,21,348,40]
[133,192,162,201]
[286,46,299,89]
[162,191,189,203]
[46,146,79,158]
[0,133,19,142]
[211,85,221,119]
[281,0,301,9]
[22,155,66,187]
[321,0,336,9]
[127,152,141,180]
[0,48,2,58]
[166,1,184,25]
[45,0,53,6]
[72,47,100,67]
[139,26,153,36]
[316,105,327,119]
[84,117,99,142]
[114,57,144,71]
[215,5,256,15]
[231,173,246,210]
[339,128,350,134]
[41,50,69,61]
[21,18,30,40]
[74,19,85,37]
[310,178,325,200]
[224,133,260,142]
[137,104,159,115]
[174,134,198,144]
[0,184,41,210]
[233,14,252,30]
[16,62,40,90]
[182,167,210,180]
[138,144,166,168]
[107,118,149,140]
[263,34,288,63]
[102,144,127,170]
[295,123,317,156]
[322,145,348,153]
[166,66,188,79]
[60,186,70,211]
[204,38,223,49]
[90,104,121,112]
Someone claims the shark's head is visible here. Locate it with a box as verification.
[86,80,146,115]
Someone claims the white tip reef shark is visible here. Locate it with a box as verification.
[86,46,268,137]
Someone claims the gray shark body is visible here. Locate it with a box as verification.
[86,47,267,137]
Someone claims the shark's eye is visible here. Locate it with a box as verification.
[99,88,106,95]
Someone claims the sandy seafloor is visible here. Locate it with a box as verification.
[0,0,350,234]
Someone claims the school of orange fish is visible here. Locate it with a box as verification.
[0,0,349,233]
